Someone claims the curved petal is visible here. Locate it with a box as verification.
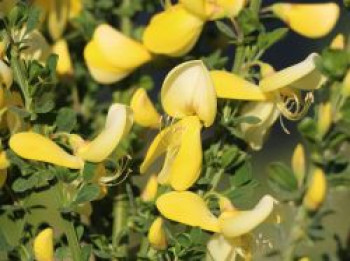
[143,5,204,57]
[210,70,268,101]
[156,191,220,232]
[84,40,133,84]
[52,39,73,76]
[77,104,133,162]
[0,60,13,89]
[148,217,167,250]
[162,60,217,127]
[273,3,339,39]
[240,102,280,151]
[130,88,161,128]
[260,53,323,92]
[219,195,275,238]
[169,116,202,191]
[33,228,54,261]
[93,24,151,69]
[9,132,83,169]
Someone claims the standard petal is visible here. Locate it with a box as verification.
[260,53,323,92]
[143,5,204,57]
[130,88,161,128]
[219,195,275,238]
[239,102,280,150]
[156,191,220,232]
[272,3,339,38]
[52,39,74,76]
[33,228,54,261]
[84,40,133,84]
[162,60,217,127]
[169,116,202,191]
[210,70,268,101]
[93,24,151,69]
[77,104,133,162]
[148,217,168,250]
[9,132,83,169]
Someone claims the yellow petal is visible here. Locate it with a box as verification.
[141,174,158,201]
[130,88,161,128]
[9,132,83,169]
[210,70,268,101]
[330,34,345,50]
[148,217,168,250]
[0,169,7,188]
[304,168,327,211]
[0,151,10,169]
[93,24,151,69]
[69,0,82,19]
[219,195,275,238]
[209,0,246,20]
[291,143,305,186]
[143,5,204,57]
[272,3,339,38]
[317,102,332,138]
[260,53,323,92]
[342,70,350,98]
[168,116,202,191]
[179,0,208,19]
[52,39,74,76]
[239,102,280,150]
[48,0,69,40]
[77,104,133,162]
[33,228,54,261]
[84,40,133,84]
[156,191,220,232]
[162,60,217,127]
[0,60,13,89]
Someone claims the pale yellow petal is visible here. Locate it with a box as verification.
[169,116,202,191]
[304,168,327,211]
[240,102,280,150]
[9,132,83,169]
[93,24,151,69]
[143,5,204,57]
[219,195,275,238]
[272,3,339,38]
[52,39,74,76]
[330,34,345,50]
[33,228,54,261]
[148,217,167,250]
[0,60,13,89]
[141,174,158,201]
[210,70,268,101]
[260,53,323,92]
[162,60,217,127]
[77,104,133,162]
[156,191,220,232]
[130,88,161,128]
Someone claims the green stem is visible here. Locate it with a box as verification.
[282,206,307,261]
[120,0,132,36]
[250,0,262,15]
[112,184,129,260]
[232,45,245,74]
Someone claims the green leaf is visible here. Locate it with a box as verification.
[268,162,298,192]
[230,161,253,187]
[74,183,100,205]
[80,245,92,261]
[56,108,77,132]
[82,162,97,182]
[25,7,40,34]
[234,115,261,125]
[298,117,317,142]
[257,28,288,51]
[215,21,236,39]
[317,49,349,80]
[237,9,263,36]
[0,229,13,252]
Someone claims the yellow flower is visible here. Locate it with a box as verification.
[0,60,13,89]
[33,228,54,261]
[156,191,275,237]
[75,103,133,162]
[317,102,332,138]
[143,4,204,57]
[161,60,217,127]
[272,3,339,38]
[330,34,345,50]
[9,132,84,169]
[52,39,74,77]
[141,174,158,201]
[140,116,202,191]
[291,143,306,186]
[304,168,327,211]
[130,88,161,129]
[148,217,168,250]
[84,24,151,84]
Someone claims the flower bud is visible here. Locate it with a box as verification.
[148,217,167,250]
[330,34,345,50]
[304,168,327,211]
[342,70,350,98]
[52,39,74,77]
[291,143,305,187]
[33,228,54,261]
[317,102,332,138]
